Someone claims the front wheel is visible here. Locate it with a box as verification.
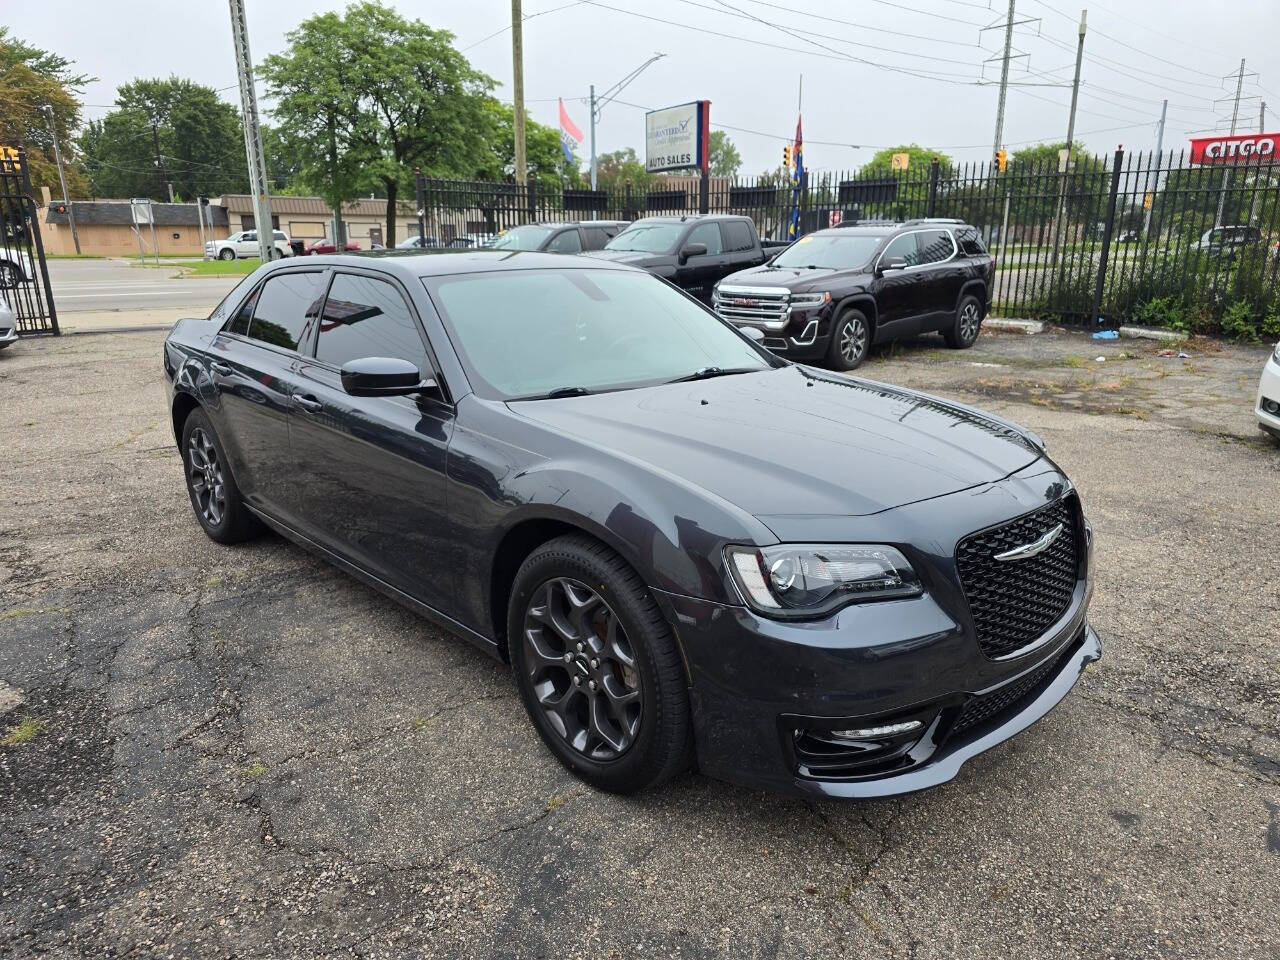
[0,261,20,288]
[508,534,692,794]
[218,248,235,261]
[945,294,984,349]
[827,308,870,371]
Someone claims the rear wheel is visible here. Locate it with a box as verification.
[0,261,20,287]
[180,408,262,544]
[218,248,235,261]
[945,294,983,349]
[827,308,870,371]
[508,534,692,793]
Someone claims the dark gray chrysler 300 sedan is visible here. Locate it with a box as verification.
[162,250,1100,797]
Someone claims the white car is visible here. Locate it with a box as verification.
[0,295,17,349]
[0,247,35,288]
[205,230,292,261]
[1258,341,1280,444]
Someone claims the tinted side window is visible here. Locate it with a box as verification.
[686,221,724,255]
[214,275,259,331]
[917,230,955,265]
[547,229,583,253]
[583,227,610,250]
[723,220,754,252]
[957,227,988,256]
[881,232,919,266]
[225,285,258,336]
[315,273,428,374]
[248,272,326,351]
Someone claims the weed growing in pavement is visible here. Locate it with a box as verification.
[1,716,44,747]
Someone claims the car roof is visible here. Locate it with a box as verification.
[507,221,629,228]
[627,214,751,224]
[291,249,638,277]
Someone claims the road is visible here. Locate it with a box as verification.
[1,327,1277,958]
[47,257,239,316]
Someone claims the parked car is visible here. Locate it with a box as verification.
[0,294,16,349]
[0,246,35,288]
[206,230,293,261]
[1191,225,1262,257]
[446,233,496,248]
[306,238,361,255]
[1257,340,1280,444]
[713,219,995,370]
[585,214,784,302]
[489,221,629,254]
[397,235,440,250]
[162,250,1100,797]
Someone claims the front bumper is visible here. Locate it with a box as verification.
[0,325,17,346]
[1257,348,1280,437]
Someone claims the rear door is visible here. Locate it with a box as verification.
[290,269,455,612]
[546,228,584,254]
[912,229,965,329]
[207,268,328,525]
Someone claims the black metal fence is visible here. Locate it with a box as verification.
[421,149,1280,334]
[1,149,58,337]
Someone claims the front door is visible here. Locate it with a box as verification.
[871,231,922,340]
[676,221,728,301]
[290,270,455,612]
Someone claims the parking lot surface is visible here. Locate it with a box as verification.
[2,327,1278,959]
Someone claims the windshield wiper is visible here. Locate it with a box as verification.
[664,366,761,384]
[537,386,593,399]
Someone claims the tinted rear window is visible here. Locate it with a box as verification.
[957,227,988,256]
[247,271,326,351]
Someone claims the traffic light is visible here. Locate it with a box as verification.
[994,149,1008,173]
[783,144,792,169]
[53,202,67,215]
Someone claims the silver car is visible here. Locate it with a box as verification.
[0,295,17,349]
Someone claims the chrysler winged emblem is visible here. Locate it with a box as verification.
[993,522,1064,562]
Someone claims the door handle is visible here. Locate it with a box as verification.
[209,361,233,376]
[293,394,322,413]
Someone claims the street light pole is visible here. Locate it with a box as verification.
[43,105,79,254]
[228,0,275,263]
[511,0,527,186]
[589,53,666,193]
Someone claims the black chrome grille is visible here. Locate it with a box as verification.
[955,497,1081,659]
[950,647,1067,737]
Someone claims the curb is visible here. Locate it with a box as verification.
[1117,325,1188,342]
[63,324,172,337]
[985,318,1045,334]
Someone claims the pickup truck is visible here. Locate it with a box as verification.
[583,214,787,302]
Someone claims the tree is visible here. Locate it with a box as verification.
[1008,141,1109,225]
[593,147,653,193]
[707,130,741,177]
[262,3,494,245]
[0,28,91,199]
[474,99,573,189]
[861,144,954,179]
[79,77,249,200]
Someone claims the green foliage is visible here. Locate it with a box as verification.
[1131,296,1187,332]
[261,2,495,245]
[1220,300,1259,342]
[707,130,741,177]
[861,144,954,178]
[80,77,249,200]
[474,100,573,189]
[593,147,653,192]
[1262,311,1280,339]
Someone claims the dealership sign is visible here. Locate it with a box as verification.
[645,101,710,173]
[1189,132,1279,164]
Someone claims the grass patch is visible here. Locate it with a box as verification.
[1,608,43,620]
[545,793,571,812]
[1,716,44,747]
[241,761,268,778]
[175,259,261,278]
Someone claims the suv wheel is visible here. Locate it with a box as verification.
[945,294,983,349]
[508,534,692,794]
[218,248,235,261]
[827,308,869,371]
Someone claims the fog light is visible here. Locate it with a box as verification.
[829,720,923,740]
[1264,398,1280,415]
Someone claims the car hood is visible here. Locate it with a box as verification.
[583,249,670,268]
[508,366,1041,521]
[719,263,869,291]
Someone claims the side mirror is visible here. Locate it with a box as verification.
[739,326,766,343]
[679,242,708,264]
[340,356,436,397]
[876,255,909,275]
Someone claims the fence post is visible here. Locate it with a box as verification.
[698,168,709,215]
[1091,146,1125,328]
[526,178,537,223]
[414,167,426,242]
[624,180,633,219]
[18,147,58,336]
[926,158,939,217]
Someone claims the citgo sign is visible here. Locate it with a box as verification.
[1189,132,1279,164]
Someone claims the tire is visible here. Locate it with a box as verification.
[508,534,692,794]
[827,307,870,371]
[180,407,262,544]
[945,293,984,349]
[0,261,20,288]
[218,248,236,261]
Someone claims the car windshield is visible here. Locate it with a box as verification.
[424,268,774,399]
[490,226,556,251]
[771,233,884,269]
[604,223,685,253]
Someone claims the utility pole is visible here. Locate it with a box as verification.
[44,105,79,254]
[1216,58,1245,228]
[228,0,275,263]
[151,123,173,202]
[1049,9,1086,273]
[511,0,527,186]
[589,85,597,191]
[991,0,1017,162]
[1261,101,1267,131]
[1144,98,1167,236]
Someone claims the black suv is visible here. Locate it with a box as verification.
[488,221,628,254]
[713,219,995,370]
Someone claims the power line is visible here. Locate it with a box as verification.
[717,0,982,47]
[461,0,585,51]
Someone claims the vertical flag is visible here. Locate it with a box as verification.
[559,98,584,164]
[788,115,804,239]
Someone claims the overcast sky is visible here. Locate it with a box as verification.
[10,0,1280,174]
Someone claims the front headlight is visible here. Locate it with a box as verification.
[1272,341,1280,363]
[726,543,921,618]
[789,291,831,309]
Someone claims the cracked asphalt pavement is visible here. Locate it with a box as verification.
[1,327,1278,958]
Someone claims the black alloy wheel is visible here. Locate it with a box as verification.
[946,294,984,348]
[828,308,869,371]
[180,408,262,544]
[509,534,692,793]
[0,262,20,288]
